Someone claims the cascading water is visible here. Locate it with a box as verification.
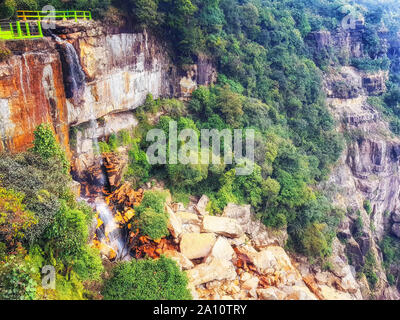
[53,33,128,260]
[53,34,86,105]
[87,116,129,261]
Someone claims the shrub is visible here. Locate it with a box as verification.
[361,251,378,290]
[72,245,104,281]
[301,223,331,259]
[135,190,168,216]
[138,207,169,240]
[135,190,169,240]
[125,139,151,188]
[0,187,37,249]
[44,200,90,262]
[364,199,372,215]
[102,256,192,300]
[32,124,69,173]
[0,256,37,300]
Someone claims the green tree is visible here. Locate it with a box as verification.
[102,256,192,300]
[32,124,69,173]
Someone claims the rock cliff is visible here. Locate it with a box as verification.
[0,20,216,159]
[321,65,400,300]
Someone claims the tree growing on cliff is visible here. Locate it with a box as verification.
[32,124,69,174]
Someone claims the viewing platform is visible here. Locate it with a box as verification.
[17,10,92,22]
[0,10,92,40]
[0,21,43,40]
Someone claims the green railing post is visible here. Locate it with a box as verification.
[37,21,43,37]
[74,11,78,22]
[25,22,30,37]
[9,23,14,37]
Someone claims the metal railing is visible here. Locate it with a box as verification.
[17,10,92,22]
[0,21,43,40]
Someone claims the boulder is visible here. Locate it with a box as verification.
[172,202,185,213]
[280,285,318,300]
[207,237,235,261]
[166,206,182,239]
[180,233,216,260]
[257,288,285,300]
[319,285,354,300]
[177,211,201,225]
[164,250,194,270]
[253,246,298,277]
[186,258,237,286]
[240,272,252,282]
[202,215,244,238]
[242,277,259,291]
[223,203,287,247]
[182,224,201,234]
[195,195,210,215]
[102,150,129,187]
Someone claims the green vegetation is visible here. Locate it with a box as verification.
[31,123,69,174]
[380,235,400,287]
[364,199,372,215]
[134,190,169,240]
[102,255,192,300]
[359,251,379,290]
[0,124,104,300]
[351,57,390,72]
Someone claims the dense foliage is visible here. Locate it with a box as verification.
[0,124,103,300]
[134,190,170,240]
[102,255,192,300]
[380,235,400,287]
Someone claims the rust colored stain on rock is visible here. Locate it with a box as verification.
[0,49,69,154]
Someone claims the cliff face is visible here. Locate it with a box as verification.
[321,60,400,299]
[0,39,69,152]
[0,21,216,157]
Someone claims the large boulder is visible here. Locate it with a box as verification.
[102,149,129,188]
[206,237,236,262]
[257,287,286,300]
[166,206,182,239]
[177,211,201,225]
[280,285,318,300]
[236,245,300,286]
[186,258,237,286]
[242,277,259,291]
[195,195,210,215]
[223,203,287,248]
[180,233,216,260]
[164,250,194,270]
[202,215,244,238]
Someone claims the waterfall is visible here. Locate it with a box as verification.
[53,35,86,105]
[95,199,128,260]
[52,33,128,260]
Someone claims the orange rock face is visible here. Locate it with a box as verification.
[0,40,69,154]
[0,22,216,159]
